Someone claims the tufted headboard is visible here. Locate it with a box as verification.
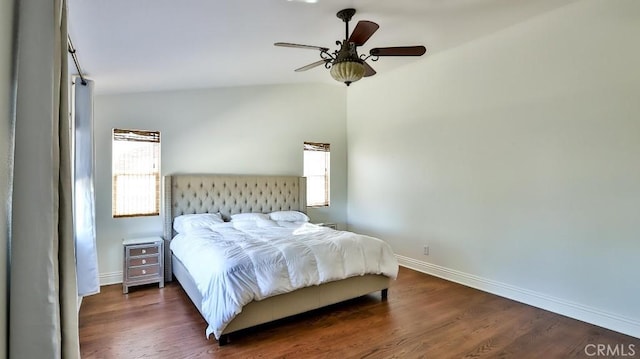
[163,174,306,242]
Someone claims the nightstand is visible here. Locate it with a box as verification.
[317,223,337,229]
[122,236,164,294]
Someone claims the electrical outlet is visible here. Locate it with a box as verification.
[423,245,429,256]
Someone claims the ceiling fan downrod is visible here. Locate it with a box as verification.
[336,8,356,40]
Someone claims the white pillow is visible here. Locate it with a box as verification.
[269,210,310,222]
[276,221,309,228]
[256,218,279,228]
[230,212,270,221]
[173,213,224,233]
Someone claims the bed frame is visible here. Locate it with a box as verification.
[163,174,390,345]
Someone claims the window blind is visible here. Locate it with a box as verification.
[112,129,161,217]
[303,142,330,207]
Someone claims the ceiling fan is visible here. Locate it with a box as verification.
[275,8,426,86]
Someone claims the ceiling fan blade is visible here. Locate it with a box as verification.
[274,42,329,52]
[348,21,379,46]
[295,60,327,72]
[363,62,376,77]
[370,46,427,57]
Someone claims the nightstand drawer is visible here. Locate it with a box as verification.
[128,256,159,267]
[128,264,160,278]
[128,245,159,257]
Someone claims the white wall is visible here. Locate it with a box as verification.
[0,0,14,356]
[94,83,346,282]
[347,0,640,337]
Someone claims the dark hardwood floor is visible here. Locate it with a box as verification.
[79,267,640,358]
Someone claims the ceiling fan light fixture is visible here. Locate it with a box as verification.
[330,59,365,86]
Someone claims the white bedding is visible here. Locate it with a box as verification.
[170,221,398,339]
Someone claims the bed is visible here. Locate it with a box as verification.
[163,174,397,345]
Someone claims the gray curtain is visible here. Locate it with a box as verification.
[1,0,17,357]
[73,78,100,296]
[10,0,80,357]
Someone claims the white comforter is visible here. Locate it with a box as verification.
[170,221,398,339]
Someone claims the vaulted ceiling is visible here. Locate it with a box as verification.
[67,0,577,94]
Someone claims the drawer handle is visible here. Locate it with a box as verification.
[142,269,147,275]
[142,259,146,264]
[141,249,146,254]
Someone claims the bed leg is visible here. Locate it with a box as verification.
[219,334,229,346]
[381,288,388,301]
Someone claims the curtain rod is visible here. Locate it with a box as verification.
[67,35,87,85]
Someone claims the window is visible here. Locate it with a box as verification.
[112,128,160,217]
[303,142,330,207]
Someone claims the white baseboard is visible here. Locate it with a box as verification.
[99,271,123,286]
[396,255,640,339]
